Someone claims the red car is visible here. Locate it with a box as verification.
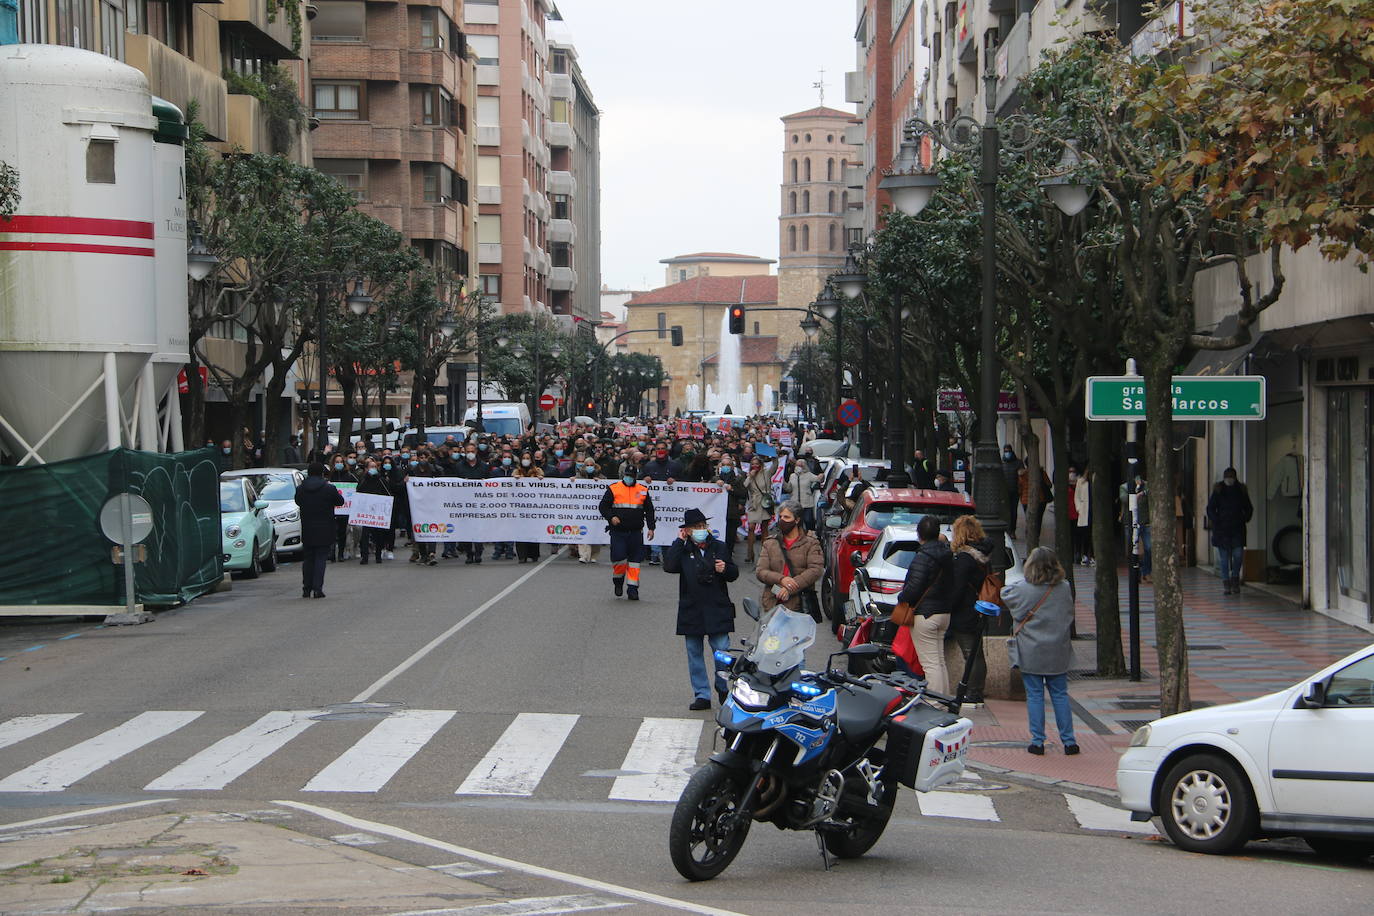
[819,486,975,624]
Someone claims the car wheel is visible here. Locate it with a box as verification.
[820,575,835,621]
[1158,753,1257,854]
[241,541,261,580]
[261,544,278,573]
[1304,837,1374,863]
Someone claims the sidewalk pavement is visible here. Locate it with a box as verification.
[965,563,1374,794]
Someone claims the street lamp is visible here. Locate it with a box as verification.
[186,224,218,282]
[800,312,821,340]
[879,67,1089,589]
[346,279,373,316]
[812,281,843,420]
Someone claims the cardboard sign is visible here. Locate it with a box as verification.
[348,491,393,529]
[333,481,358,516]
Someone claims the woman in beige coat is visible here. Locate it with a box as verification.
[755,501,825,618]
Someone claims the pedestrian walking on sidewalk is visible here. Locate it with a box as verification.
[892,515,956,696]
[1003,547,1078,756]
[294,462,345,599]
[1206,466,1253,595]
[664,508,739,710]
[599,467,656,600]
[948,515,992,705]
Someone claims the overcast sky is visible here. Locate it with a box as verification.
[551,1,859,291]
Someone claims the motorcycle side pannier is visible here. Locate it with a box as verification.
[886,705,973,792]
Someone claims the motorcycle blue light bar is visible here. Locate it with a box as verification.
[714,650,734,666]
[790,681,823,697]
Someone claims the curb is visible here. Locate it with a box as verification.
[968,761,1121,802]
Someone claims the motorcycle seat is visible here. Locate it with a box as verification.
[836,682,903,739]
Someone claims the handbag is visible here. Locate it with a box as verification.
[778,539,822,622]
[890,567,944,628]
[1007,586,1052,669]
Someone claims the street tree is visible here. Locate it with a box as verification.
[483,312,572,412]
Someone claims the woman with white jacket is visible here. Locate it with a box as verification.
[784,460,822,531]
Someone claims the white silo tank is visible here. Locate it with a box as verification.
[148,97,190,452]
[0,44,159,464]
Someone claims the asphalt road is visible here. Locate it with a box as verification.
[2,547,1371,914]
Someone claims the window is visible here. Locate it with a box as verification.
[317,159,368,201]
[828,223,837,251]
[802,190,810,212]
[476,95,500,126]
[805,133,812,142]
[419,163,460,203]
[418,87,456,127]
[469,34,499,65]
[827,134,834,142]
[313,0,365,40]
[1325,655,1374,707]
[551,243,571,268]
[478,214,501,243]
[551,193,569,219]
[481,274,501,297]
[419,8,445,49]
[550,48,569,73]
[18,0,47,43]
[802,225,810,251]
[804,158,812,181]
[827,158,835,181]
[753,321,760,335]
[842,190,849,210]
[791,134,798,143]
[86,139,115,184]
[54,0,95,49]
[828,190,836,212]
[790,158,798,183]
[550,98,569,123]
[679,269,687,282]
[100,0,125,58]
[314,81,364,120]
[788,225,796,252]
[657,313,667,338]
[789,191,797,214]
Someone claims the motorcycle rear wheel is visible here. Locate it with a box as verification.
[823,773,896,859]
[669,762,752,881]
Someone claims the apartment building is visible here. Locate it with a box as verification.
[465,0,550,316]
[778,106,859,358]
[546,7,599,323]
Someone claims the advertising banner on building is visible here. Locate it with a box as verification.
[348,492,393,529]
[406,478,728,546]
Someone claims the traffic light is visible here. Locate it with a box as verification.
[728,306,745,335]
[670,325,684,346]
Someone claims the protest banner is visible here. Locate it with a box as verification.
[676,419,691,437]
[333,481,358,516]
[691,422,705,439]
[407,478,727,546]
[627,424,650,438]
[348,491,393,529]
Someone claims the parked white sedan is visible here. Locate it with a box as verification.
[1117,643,1374,860]
[220,468,304,557]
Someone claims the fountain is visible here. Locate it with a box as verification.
[708,310,747,415]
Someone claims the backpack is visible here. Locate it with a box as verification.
[977,566,1006,611]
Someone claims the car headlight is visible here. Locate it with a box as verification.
[1129,725,1152,747]
[225,524,241,538]
[730,681,771,709]
[272,511,299,524]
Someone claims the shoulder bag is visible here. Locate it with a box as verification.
[890,567,944,628]
[778,538,822,622]
[1007,585,1052,669]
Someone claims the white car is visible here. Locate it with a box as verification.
[221,468,304,556]
[1117,642,1374,859]
[847,523,1022,621]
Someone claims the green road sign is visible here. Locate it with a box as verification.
[1086,376,1266,421]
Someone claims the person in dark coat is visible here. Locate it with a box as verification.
[664,508,740,710]
[355,457,393,564]
[328,456,357,561]
[948,515,993,705]
[283,435,303,465]
[294,462,345,598]
[893,515,956,694]
[1206,466,1254,595]
[454,446,488,562]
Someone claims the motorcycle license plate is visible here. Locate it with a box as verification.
[913,717,973,792]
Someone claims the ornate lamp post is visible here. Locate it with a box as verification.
[811,281,843,421]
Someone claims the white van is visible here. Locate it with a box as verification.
[461,402,531,438]
[329,417,403,449]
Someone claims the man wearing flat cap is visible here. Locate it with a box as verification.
[664,508,740,710]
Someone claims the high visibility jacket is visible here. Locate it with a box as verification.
[600,480,656,533]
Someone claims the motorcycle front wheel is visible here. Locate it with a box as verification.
[669,762,752,881]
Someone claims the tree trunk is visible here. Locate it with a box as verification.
[336,373,356,453]
[1144,357,1189,716]
[1048,408,1074,587]
[226,387,250,470]
[185,356,206,447]
[263,360,291,466]
[1088,418,1126,677]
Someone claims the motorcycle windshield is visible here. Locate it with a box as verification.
[747,609,816,675]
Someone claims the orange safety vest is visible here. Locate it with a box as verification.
[608,480,647,509]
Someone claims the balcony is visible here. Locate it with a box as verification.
[477,184,501,204]
[547,119,574,148]
[843,163,864,189]
[358,203,403,234]
[408,126,457,163]
[548,169,575,196]
[223,93,270,155]
[532,192,548,218]
[220,0,298,60]
[313,122,403,160]
[549,71,573,100]
[521,177,531,206]
[124,33,228,141]
[994,13,1030,114]
[404,48,456,87]
[476,64,500,85]
[549,267,576,291]
[476,124,500,146]
[844,70,864,105]
[843,123,864,146]
[1130,1,1194,57]
[407,203,461,245]
[548,217,574,244]
[478,242,503,263]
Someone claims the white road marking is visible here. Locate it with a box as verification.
[457,713,578,796]
[351,549,563,703]
[915,789,1001,821]
[388,895,630,915]
[0,798,173,834]
[275,800,751,916]
[427,861,501,878]
[332,831,384,846]
[304,709,455,793]
[1064,794,1158,834]
[144,710,318,791]
[609,718,704,803]
[0,711,202,792]
[0,714,80,751]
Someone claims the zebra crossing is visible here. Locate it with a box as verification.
[0,710,1153,836]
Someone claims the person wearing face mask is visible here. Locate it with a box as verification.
[641,446,681,566]
[455,446,490,563]
[512,451,544,563]
[783,456,822,532]
[294,462,346,598]
[599,465,656,600]
[1002,445,1021,535]
[755,501,825,621]
[218,439,235,472]
[356,458,392,564]
[1206,466,1253,595]
[664,508,739,710]
[715,457,746,556]
[487,451,518,560]
[575,459,604,565]
[406,456,439,566]
[743,455,776,563]
[328,456,357,561]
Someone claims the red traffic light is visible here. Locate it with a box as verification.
[728,306,745,335]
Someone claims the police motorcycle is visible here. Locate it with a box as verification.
[668,597,975,881]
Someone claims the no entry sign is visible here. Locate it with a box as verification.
[538,393,556,411]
